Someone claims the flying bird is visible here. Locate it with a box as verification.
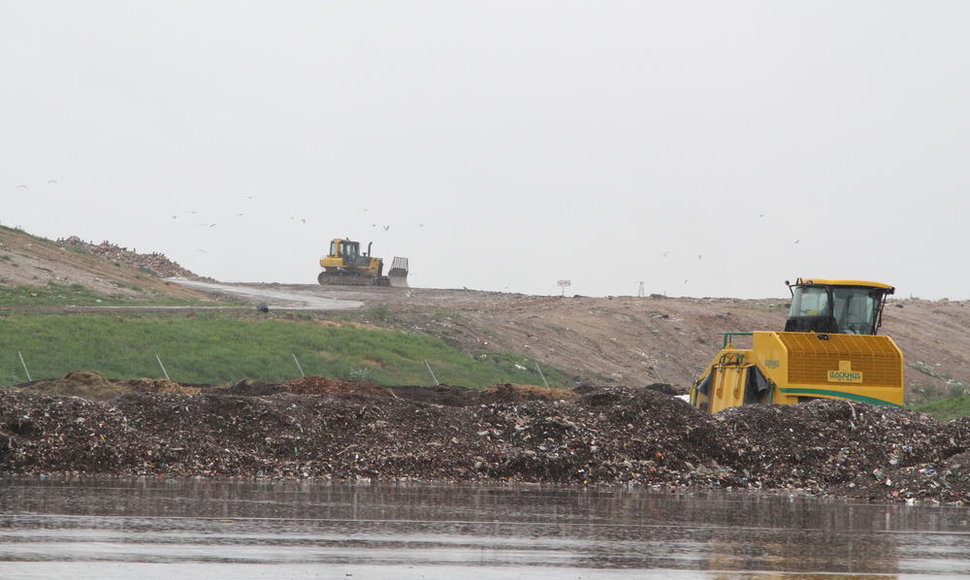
[16,184,28,190]
[47,179,57,184]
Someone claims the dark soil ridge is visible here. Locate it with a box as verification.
[1,382,968,505]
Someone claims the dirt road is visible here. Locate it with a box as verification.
[168,278,364,310]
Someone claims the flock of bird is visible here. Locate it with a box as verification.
[15,179,57,190]
[148,196,428,259]
[155,198,405,235]
[8,181,804,296]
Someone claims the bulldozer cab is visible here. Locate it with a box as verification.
[327,238,376,269]
[784,278,894,335]
[331,239,359,262]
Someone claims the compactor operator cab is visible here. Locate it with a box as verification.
[784,278,894,335]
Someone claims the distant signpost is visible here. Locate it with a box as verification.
[557,279,571,296]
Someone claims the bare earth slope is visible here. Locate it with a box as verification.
[0,227,211,301]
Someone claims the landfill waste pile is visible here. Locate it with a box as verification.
[1,377,969,505]
[57,236,206,280]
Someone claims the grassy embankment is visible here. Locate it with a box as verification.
[911,396,970,422]
[0,282,227,307]
[0,311,568,389]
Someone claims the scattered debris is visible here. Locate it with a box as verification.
[2,378,969,504]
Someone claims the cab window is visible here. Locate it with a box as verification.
[832,287,878,334]
[789,286,829,317]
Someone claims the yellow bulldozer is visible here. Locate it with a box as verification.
[689,278,904,413]
[317,238,409,287]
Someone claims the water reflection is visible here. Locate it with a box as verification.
[0,477,968,578]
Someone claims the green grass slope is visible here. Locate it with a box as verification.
[0,312,567,389]
[910,394,970,422]
[0,282,230,307]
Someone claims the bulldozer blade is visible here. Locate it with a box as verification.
[387,257,409,288]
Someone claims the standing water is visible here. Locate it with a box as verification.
[0,478,968,578]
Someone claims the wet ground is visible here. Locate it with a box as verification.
[1,478,969,579]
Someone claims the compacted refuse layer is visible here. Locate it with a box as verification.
[1,379,968,504]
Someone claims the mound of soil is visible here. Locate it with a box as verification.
[1,381,968,504]
[481,383,579,403]
[282,376,397,398]
[19,371,200,399]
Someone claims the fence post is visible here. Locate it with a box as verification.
[292,353,306,377]
[18,351,31,382]
[534,361,549,389]
[155,354,171,381]
[424,360,440,386]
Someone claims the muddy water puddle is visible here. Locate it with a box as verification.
[0,478,969,578]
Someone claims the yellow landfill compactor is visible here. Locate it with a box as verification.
[690,278,904,413]
[318,238,409,287]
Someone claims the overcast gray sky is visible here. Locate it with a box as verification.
[2,1,968,299]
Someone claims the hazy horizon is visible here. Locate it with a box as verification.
[3,2,968,299]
